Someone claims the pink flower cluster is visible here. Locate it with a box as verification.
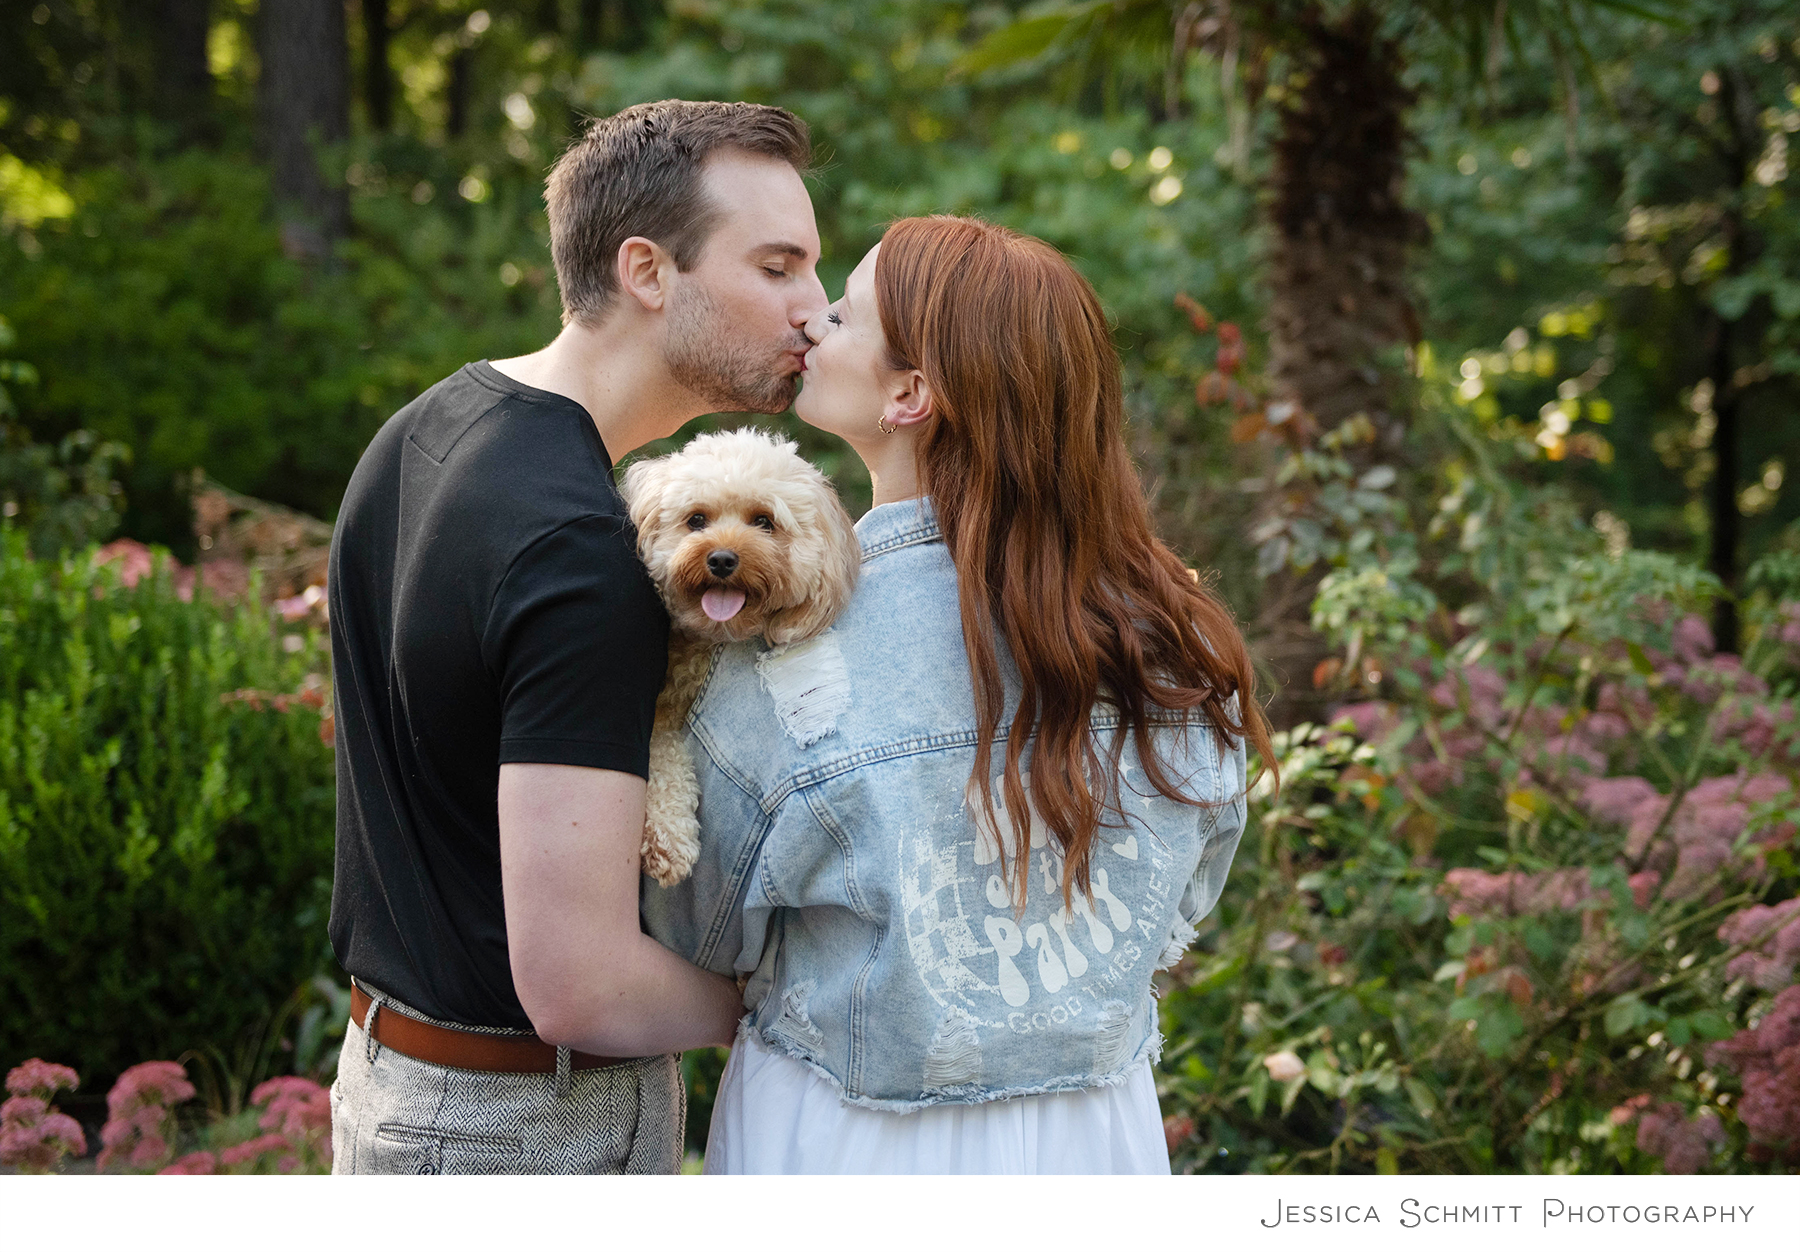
[247,1075,331,1170]
[152,1075,333,1175]
[1719,899,1800,991]
[1705,984,1800,1162]
[1582,771,1794,903]
[93,539,248,603]
[1609,1093,1723,1173]
[1442,866,1660,919]
[97,1060,196,1173]
[1,1060,86,1173]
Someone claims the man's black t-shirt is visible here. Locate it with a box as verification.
[327,362,668,1029]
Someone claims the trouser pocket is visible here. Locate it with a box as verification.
[370,1123,522,1175]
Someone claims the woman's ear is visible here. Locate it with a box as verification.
[882,368,934,430]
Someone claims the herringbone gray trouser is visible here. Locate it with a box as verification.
[329,991,684,1175]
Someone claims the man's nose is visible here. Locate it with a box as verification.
[794,273,828,329]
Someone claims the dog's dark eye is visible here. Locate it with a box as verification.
[753,514,775,533]
[686,513,708,531]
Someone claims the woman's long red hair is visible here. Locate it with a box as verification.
[874,215,1275,904]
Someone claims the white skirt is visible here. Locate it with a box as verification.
[703,1030,1171,1174]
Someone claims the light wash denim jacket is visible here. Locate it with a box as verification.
[643,498,1247,1111]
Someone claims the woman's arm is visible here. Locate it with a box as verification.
[498,762,743,1055]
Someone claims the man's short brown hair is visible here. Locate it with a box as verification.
[545,99,811,327]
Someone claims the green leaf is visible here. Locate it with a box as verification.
[1605,995,1647,1038]
[953,7,1097,75]
[1476,1001,1524,1057]
[1689,1010,1736,1041]
[1405,1078,1438,1120]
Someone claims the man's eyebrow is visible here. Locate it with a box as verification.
[751,242,811,261]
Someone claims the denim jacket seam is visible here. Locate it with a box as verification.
[691,800,775,967]
[802,788,875,922]
[858,529,941,561]
[802,787,879,1093]
[758,718,1130,812]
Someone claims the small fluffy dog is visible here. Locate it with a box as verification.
[622,428,861,885]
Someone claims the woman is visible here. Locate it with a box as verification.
[643,216,1273,1173]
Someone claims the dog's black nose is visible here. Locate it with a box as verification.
[707,549,739,578]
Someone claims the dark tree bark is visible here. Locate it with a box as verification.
[149,0,214,141]
[362,0,393,131]
[1709,326,1740,652]
[578,0,655,53]
[1256,3,1426,724]
[447,47,472,139]
[1704,63,1761,656]
[258,0,351,261]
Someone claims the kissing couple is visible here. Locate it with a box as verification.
[325,98,1271,1175]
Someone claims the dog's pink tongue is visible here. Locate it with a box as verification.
[701,588,746,622]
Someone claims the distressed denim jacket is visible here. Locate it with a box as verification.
[642,497,1248,1111]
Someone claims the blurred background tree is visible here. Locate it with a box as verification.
[0,0,1789,632]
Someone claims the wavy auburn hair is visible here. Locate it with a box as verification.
[874,215,1275,905]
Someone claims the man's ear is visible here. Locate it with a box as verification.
[882,368,934,430]
[616,236,674,312]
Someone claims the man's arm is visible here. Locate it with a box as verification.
[498,762,742,1055]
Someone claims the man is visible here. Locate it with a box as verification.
[326,99,827,1174]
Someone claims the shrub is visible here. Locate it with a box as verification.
[1154,383,1800,1173]
[0,312,127,557]
[0,527,335,1091]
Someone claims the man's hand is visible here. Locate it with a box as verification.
[499,762,742,1055]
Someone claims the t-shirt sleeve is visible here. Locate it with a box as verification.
[484,513,669,776]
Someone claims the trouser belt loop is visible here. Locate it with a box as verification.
[554,1046,572,1099]
[360,979,386,1065]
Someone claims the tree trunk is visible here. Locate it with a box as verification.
[362,0,393,131]
[1256,2,1425,725]
[258,0,351,262]
[1705,61,1761,656]
[578,0,656,53]
[447,47,472,140]
[149,0,214,142]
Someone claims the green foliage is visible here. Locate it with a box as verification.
[1157,417,1800,1173]
[0,311,126,558]
[0,529,336,1089]
[0,148,563,550]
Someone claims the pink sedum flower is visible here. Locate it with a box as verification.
[1706,984,1800,1159]
[5,1059,80,1098]
[97,1060,195,1173]
[220,1132,292,1170]
[158,1150,219,1175]
[0,1060,85,1172]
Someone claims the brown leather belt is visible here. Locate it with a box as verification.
[349,984,635,1074]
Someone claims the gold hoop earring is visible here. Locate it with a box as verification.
[877,415,897,435]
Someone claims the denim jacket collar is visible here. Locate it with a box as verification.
[854,496,941,561]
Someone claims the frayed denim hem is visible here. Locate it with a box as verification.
[740,1019,1164,1115]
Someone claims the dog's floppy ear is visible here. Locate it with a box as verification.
[764,477,861,647]
[619,458,669,561]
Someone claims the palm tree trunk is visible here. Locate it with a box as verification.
[1256,2,1425,724]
